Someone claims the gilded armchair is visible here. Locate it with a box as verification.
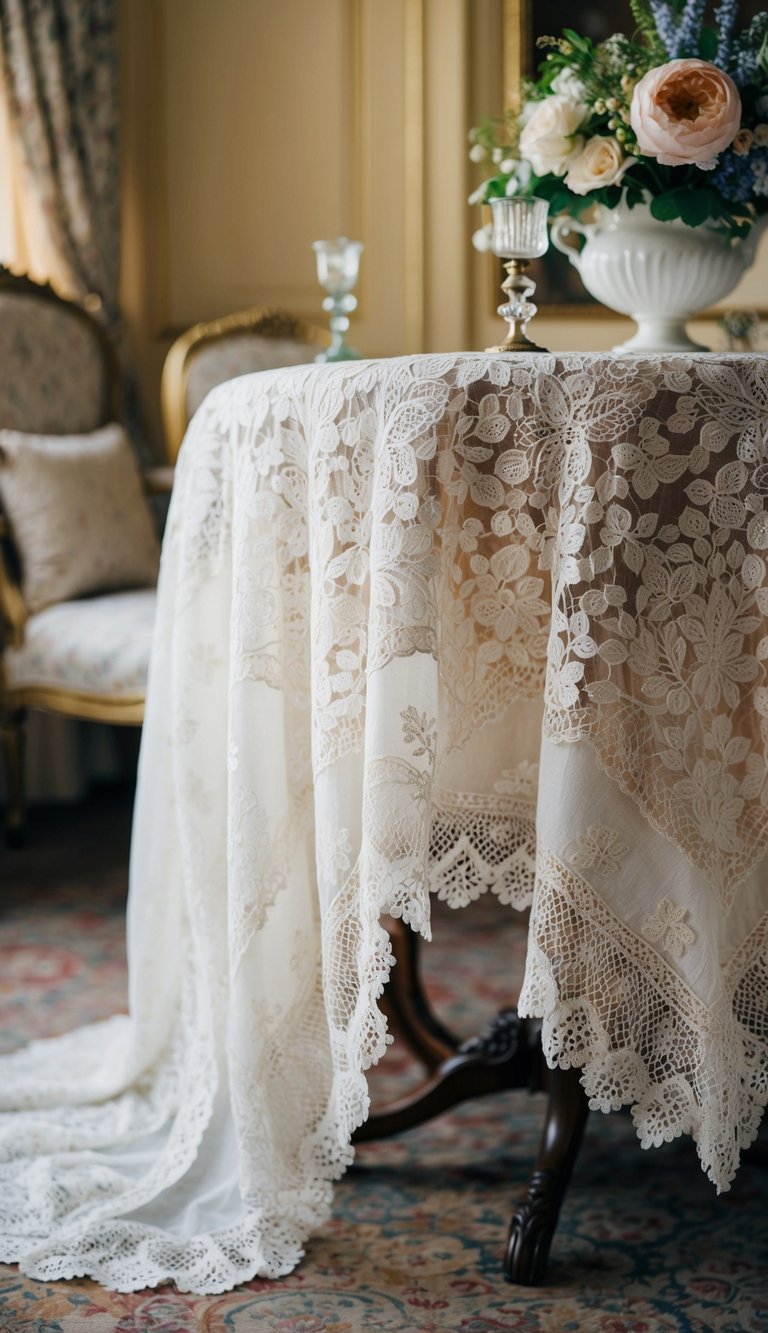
[0,269,170,844]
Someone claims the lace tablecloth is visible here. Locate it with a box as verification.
[1,352,767,1293]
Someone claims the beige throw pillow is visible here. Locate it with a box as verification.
[0,423,161,614]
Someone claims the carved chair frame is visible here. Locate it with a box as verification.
[161,306,327,463]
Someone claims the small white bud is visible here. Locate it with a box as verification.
[469,144,487,163]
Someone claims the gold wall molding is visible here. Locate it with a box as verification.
[404,0,425,353]
[502,0,529,109]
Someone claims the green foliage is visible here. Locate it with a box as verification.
[649,186,753,234]
[530,177,592,217]
[561,29,593,57]
[629,0,656,33]
[625,184,647,209]
[483,176,512,200]
[628,0,667,61]
[699,28,718,61]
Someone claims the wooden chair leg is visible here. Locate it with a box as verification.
[1,708,26,847]
[504,1063,589,1286]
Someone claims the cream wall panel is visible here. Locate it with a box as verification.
[162,0,353,325]
[423,0,470,352]
[352,0,409,356]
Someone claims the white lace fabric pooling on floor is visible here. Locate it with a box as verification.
[1,352,767,1292]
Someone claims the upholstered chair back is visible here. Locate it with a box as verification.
[162,308,326,462]
[184,333,320,423]
[0,279,117,435]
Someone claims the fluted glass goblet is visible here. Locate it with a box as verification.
[312,238,364,363]
[486,197,549,354]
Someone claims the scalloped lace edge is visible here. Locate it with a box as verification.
[518,844,768,1193]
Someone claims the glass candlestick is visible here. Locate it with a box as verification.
[485,197,549,354]
[312,238,364,363]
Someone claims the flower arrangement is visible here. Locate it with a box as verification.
[470,1,768,241]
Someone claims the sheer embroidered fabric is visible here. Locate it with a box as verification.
[0,353,766,1293]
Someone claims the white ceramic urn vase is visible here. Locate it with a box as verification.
[550,201,766,353]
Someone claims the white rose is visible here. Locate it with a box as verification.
[519,95,587,177]
[551,68,587,102]
[564,135,632,194]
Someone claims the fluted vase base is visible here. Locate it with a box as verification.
[612,316,710,355]
[550,202,768,358]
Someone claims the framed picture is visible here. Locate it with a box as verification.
[500,0,768,317]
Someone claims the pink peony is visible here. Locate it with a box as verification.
[630,59,741,167]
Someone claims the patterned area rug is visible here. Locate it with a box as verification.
[1,791,767,1332]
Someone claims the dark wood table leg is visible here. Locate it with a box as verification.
[379,917,460,1070]
[354,1008,540,1142]
[504,1063,589,1285]
[360,919,590,1288]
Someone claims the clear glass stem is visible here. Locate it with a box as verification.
[486,258,545,353]
[316,293,359,364]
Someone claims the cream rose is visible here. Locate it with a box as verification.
[630,58,741,167]
[519,95,586,177]
[565,136,632,194]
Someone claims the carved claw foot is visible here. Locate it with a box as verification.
[505,1167,561,1285]
[504,1064,589,1286]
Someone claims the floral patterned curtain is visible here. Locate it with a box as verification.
[0,0,119,323]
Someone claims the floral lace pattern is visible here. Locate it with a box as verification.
[642,898,697,957]
[0,352,766,1291]
[568,825,629,876]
